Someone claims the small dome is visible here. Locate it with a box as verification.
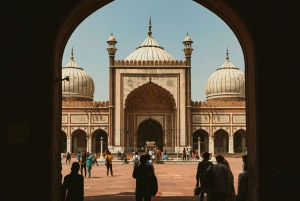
[107,32,116,42]
[62,48,94,101]
[205,49,245,101]
[124,18,175,62]
[184,32,192,42]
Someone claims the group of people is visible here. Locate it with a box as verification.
[196,152,248,201]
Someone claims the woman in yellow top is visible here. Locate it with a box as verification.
[105,152,113,176]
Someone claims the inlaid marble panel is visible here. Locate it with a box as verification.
[62,115,67,124]
[91,115,108,123]
[71,115,88,123]
[213,115,229,123]
[233,115,246,123]
[193,115,209,123]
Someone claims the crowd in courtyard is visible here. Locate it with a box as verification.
[60,148,250,201]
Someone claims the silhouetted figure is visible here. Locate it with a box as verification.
[196,152,213,201]
[66,152,71,164]
[242,154,247,171]
[80,150,87,177]
[133,155,154,201]
[237,165,248,201]
[62,162,84,201]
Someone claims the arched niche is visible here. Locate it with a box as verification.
[71,129,87,153]
[214,129,229,153]
[91,129,108,154]
[234,129,247,153]
[138,119,163,151]
[192,129,209,153]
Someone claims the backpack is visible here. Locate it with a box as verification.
[202,164,214,191]
[147,171,158,196]
[133,155,140,168]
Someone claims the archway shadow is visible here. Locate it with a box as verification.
[85,193,207,201]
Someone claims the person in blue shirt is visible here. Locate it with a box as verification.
[77,152,81,163]
[86,152,93,178]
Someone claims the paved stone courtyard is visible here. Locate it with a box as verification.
[62,158,243,201]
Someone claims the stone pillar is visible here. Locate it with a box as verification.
[67,137,72,153]
[198,137,201,154]
[209,136,215,157]
[228,136,234,153]
[88,137,92,153]
[223,138,227,152]
[242,137,246,153]
[73,138,77,153]
[100,137,103,159]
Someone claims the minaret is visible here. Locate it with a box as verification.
[107,32,117,150]
[183,32,193,148]
[107,32,118,66]
[183,32,193,66]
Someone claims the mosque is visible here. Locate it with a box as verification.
[61,19,246,155]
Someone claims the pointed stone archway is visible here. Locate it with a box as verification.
[125,81,176,152]
[213,129,229,153]
[193,129,209,153]
[234,129,246,153]
[91,129,108,154]
[71,129,87,153]
[138,119,163,151]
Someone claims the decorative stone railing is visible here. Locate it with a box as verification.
[191,101,246,107]
[62,101,109,107]
[114,60,186,66]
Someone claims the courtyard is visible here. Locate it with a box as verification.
[61,158,243,201]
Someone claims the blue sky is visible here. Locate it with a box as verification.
[62,0,244,101]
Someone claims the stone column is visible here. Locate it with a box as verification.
[100,137,103,159]
[209,136,215,157]
[73,138,77,153]
[88,137,92,153]
[242,137,246,153]
[67,137,72,153]
[228,136,234,153]
[198,137,201,157]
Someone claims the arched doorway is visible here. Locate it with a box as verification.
[138,119,163,151]
[214,129,229,153]
[54,0,257,199]
[234,129,246,153]
[72,129,87,153]
[61,131,67,153]
[92,129,108,154]
[193,129,209,153]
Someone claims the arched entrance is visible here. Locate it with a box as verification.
[92,129,108,154]
[61,131,67,153]
[138,119,163,151]
[214,129,229,153]
[72,129,87,153]
[234,129,246,153]
[193,129,209,153]
[54,0,257,199]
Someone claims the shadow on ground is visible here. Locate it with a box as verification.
[85,192,207,201]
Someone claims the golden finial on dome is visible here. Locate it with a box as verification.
[71,47,74,60]
[226,47,230,61]
[148,16,152,36]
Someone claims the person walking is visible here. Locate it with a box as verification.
[133,152,140,169]
[117,151,121,159]
[66,152,71,164]
[80,150,87,178]
[86,152,93,178]
[61,162,84,201]
[186,148,190,161]
[196,152,213,201]
[156,148,161,162]
[210,155,231,201]
[93,153,98,166]
[182,148,186,161]
[105,151,113,176]
[132,155,154,201]
[148,148,153,162]
[77,152,81,163]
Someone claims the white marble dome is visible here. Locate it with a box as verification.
[62,50,94,101]
[124,19,175,62]
[205,52,245,101]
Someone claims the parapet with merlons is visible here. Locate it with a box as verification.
[191,100,246,107]
[114,60,186,66]
[62,101,109,107]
